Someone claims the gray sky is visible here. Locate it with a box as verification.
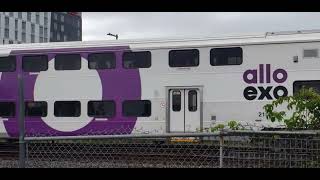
[82,12,320,41]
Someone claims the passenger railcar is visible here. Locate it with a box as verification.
[1,30,320,137]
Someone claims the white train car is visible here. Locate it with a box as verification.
[1,29,320,137]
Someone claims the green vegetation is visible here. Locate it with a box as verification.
[210,120,245,132]
[264,87,320,130]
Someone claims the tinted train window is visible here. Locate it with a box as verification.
[55,54,81,70]
[23,55,48,72]
[88,53,116,69]
[88,100,115,118]
[123,100,151,117]
[172,90,181,112]
[169,49,199,67]
[25,101,47,117]
[303,49,318,58]
[54,101,81,117]
[188,90,197,112]
[210,47,243,66]
[123,51,151,69]
[0,56,16,72]
[293,81,320,94]
[0,102,15,117]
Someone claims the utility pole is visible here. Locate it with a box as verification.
[107,33,118,40]
[18,74,25,168]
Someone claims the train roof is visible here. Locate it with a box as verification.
[2,29,320,55]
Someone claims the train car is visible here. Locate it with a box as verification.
[1,29,320,137]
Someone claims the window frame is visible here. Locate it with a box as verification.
[54,54,82,71]
[31,24,35,34]
[122,100,152,117]
[0,56,16,72]
[4,28,9,38]
[53,13,58,20]
[303,49,319,59]
[210,47,243,66]
[40,26,44,36]
[54,101,81,117]
[31,35,35,43]
[44,27,48,38]
[122,51,152,69]
[88,52,116,70]
[22,32,26,42]
[44,17,48,26]
[25,101,48,117]
[87,100,116,118]
[0,102,16,118]
[61,25,64,32]
[27,12,31,21]
[188,90,198,112]
[22,21,26,31]
[15,31,18,40]
[36,13,40,24]
[4,16,9,27]
[293,80,320,94]
[14,19,18,30]
[22,55,48,72]
[172,90,182,112]
[169,49,200,67]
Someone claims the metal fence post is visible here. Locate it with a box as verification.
[18,74,25,168]
[219,131,224,168]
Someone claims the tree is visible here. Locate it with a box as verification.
[264,87,320,130]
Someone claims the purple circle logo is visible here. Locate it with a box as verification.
[1,46,141,137]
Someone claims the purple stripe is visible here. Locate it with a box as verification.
[2,46,141,137]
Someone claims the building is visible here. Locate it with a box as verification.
[0,12,82,45]
[50,12,82,42]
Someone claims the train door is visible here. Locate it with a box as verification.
[169,88,201,132]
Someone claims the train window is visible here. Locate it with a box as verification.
[88,53,116,69]
[0,56,16,72]
[293,81,320,94]
[210,47,243,66]
[123,51,151,69]
[169,49,199,67]
[172,90,181,112]
[122,100,151,117]
[188,90,197,112]
[25,101,47,117]
[0,102,15,117]
[55,54,81,70]
[22,55,48,72]
[303,49,318,58]
[54,101,81,117]
[88,100,115,118]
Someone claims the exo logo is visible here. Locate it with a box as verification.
[243,64,288,100]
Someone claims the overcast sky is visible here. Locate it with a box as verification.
[82,12,320,41]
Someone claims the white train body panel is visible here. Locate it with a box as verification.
[0,30,320,137]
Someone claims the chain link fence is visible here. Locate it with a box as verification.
[1,130,320,168]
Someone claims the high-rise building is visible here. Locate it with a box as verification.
[0,12,82,45]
